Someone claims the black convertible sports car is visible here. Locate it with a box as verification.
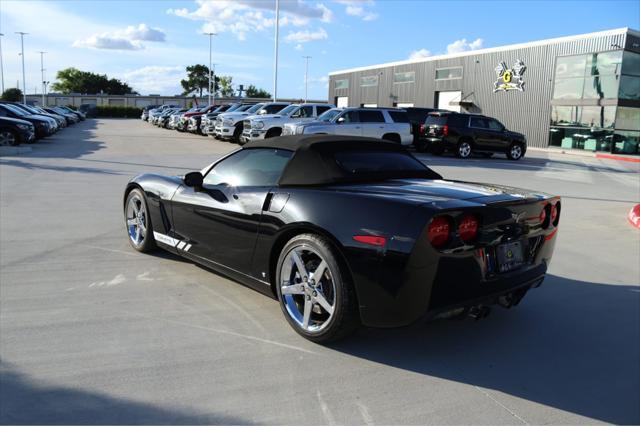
[123,135,560,342]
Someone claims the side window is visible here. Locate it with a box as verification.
[0,108,7,117]
[203,149,293,187]
[316,106,332,116]
[359,110,385,123]
[388,111,409,123]
[469,117,486,128]
[300,106,314,118]
[340,111,359,123]
[487,119,504,131]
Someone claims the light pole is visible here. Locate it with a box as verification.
[38,51,46,106]
[272,0,280,102]
[302,56,311,103]
[16,32,28,104]
[0,33,5,94]
[204,32,216,106]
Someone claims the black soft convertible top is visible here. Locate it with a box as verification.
[243,135,442,186]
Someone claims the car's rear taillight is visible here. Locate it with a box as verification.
[551,202,561,226]
[428,216,452,248]
[443,124,449,137]
[539,207,547,225]
[458,214,479,243]
[419,124,426,135]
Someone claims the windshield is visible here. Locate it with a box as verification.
[278,105,299,116]
[245,103,265,114]
[224,104,241,112]
[2,104,27,116]
[317,109,341,122]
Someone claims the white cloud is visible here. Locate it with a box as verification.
[168,0,333,40]
[408,48,431,60]
[285,28,328,43]
[121,66,185,94]
[446,38,484,54]
[74,36,143,51]
[73,23,166,50]
[335,0,378,21]
[295,44,304,51]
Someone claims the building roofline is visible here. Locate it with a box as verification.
[329,27,638,76]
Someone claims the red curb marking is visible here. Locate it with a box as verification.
[628,204,640,230]
[596,153,640,163]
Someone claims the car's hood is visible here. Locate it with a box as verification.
[506,130,525,139]
[220,111,253,119]
[0,116,32,126]
[298,120,328,128]
[327,179,549,205]
[250,113,289,121]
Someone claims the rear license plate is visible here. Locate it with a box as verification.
[496,241,524,273]
[429,128,436,135]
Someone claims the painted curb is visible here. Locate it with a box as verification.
[628,204,640,230]
[596,153,640,163]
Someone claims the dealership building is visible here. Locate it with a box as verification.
[328,28,640,155]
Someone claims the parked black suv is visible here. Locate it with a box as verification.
[405,107,443,144]
[0,116,35,145]
[418,112,527,160]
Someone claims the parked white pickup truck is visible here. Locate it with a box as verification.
[214,102,290,142]
[282,107,413,145]
[241,103,334,143]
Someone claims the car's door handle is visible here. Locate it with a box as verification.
[232,194,239,200]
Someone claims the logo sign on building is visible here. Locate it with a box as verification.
[494,60,526,92]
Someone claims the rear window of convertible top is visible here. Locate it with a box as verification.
[334,150,428,174]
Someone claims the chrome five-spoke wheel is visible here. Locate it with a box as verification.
[280,245,336,333]
[458,141,472,158]
[0,131,17,147]
[124,189,155,252]
[508,143,524,160]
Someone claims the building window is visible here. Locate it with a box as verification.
[553,51,623,100]
[360,76,378,87]
[394,71,415,84]
[619,75,640,100]
[435,67,463,80]
[335,79,349,90]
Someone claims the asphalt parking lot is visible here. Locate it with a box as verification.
[1,118,638,425]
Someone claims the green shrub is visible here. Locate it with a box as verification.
[1,88,23,102]
[93,106,143,118]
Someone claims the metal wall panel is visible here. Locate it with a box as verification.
[329,31,630,148]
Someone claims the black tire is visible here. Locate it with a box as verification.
[507,142,525,160]
[232,124,243,143]
[265,128,282,139]
[275,234,359,343]
[0,130,19,146]
[382,133,401,144]
[456,139,473,158]
[124,188,157,253]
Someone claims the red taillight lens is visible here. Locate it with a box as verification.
[353,235,387,247]
[428,216,452,248]
[550,204,558,223]
[458,214,479,243]
[419,124,426,134]
[443,124,449,137]
[539,207,547,224]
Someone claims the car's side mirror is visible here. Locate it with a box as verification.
[183,171,203,190]
[337,117,346,124]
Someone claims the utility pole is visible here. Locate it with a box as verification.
[272,0,280,102]
[16,32,28,104]
[302,56,311,103]
[0,33,5,94]
[204,32,216,106]
[38,51,46,106]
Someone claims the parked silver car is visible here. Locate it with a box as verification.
[283,107,412,145]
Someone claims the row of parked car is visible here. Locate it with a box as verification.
[0,102,86,146]
[141,102,527,160]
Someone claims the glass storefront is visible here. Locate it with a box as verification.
[549,50,640,155]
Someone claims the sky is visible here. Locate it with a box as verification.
[0,0,638,100]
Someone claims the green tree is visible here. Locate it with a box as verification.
[217,75,235,97]
[245,85,271,99]
[1,88,23,102]
[180,65,211,97]
[51,68,134,95]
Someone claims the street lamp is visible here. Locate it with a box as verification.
[15,32,28,104]
[273,0,280,102]
[0,33,5,94]
[302,56,311,103]
[38,51,46,106]
[204,32,217,106]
